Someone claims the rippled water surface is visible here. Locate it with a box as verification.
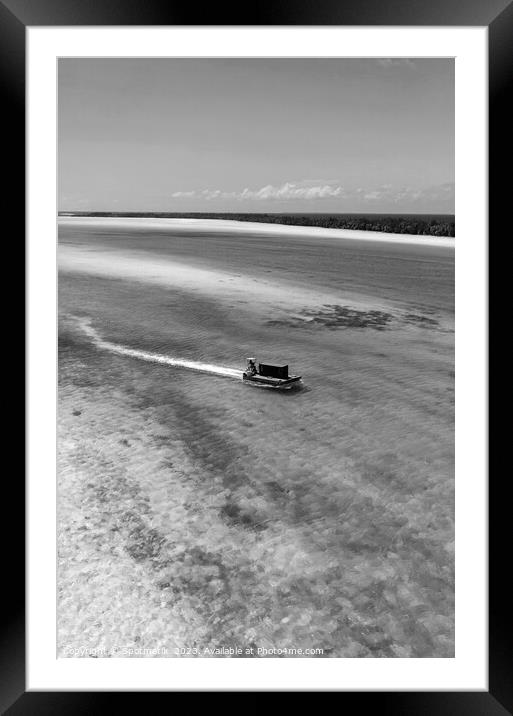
[58,219,454,658]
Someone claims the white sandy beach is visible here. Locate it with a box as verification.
[58,216,455,249]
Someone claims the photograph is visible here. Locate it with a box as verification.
[57,57,455,659]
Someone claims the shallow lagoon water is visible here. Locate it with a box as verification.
[58,219,454,658]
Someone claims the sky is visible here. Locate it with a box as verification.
[58,58,454,214]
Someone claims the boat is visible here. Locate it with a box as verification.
[242,358,302,388]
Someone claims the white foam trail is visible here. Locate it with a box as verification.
[77,318,242,379]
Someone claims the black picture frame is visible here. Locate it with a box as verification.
[4,0,503,709]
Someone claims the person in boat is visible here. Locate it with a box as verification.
[246,358,258,376]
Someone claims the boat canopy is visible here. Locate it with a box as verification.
[259,363,289,379]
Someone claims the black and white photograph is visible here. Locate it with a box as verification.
[56,57,456,660]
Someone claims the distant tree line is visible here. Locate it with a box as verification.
[60,211,455,237]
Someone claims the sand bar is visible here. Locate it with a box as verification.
[58,216,455,249]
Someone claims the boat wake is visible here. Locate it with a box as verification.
[75,317,242,380]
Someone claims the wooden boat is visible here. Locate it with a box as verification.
[242,358,302,388]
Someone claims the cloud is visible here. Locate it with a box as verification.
[241,182,345,201]
[377,58,416,69]
[171,191,196,198]
[361,183,453,205]
[169,180,454,208]
[170,181,346,203]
